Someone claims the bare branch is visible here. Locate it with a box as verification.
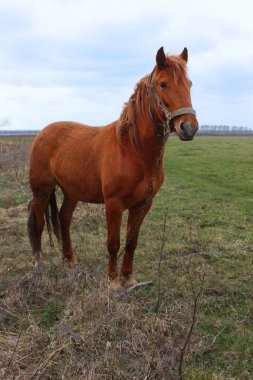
[178,270,206,380]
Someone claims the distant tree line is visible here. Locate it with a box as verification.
[198,125,253,135]
[0,130,39,136]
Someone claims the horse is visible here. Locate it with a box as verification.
[28,47,198,290]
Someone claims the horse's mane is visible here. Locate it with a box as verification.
[116,74,150,147]
[116,55,189,147]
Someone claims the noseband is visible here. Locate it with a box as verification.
[150,77,196,136]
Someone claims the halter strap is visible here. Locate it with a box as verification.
[168,107,196,121]
[150,77,196,136]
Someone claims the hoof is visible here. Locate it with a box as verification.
[109,278,122,292]
[121,274,137,288]
[33,260,43,274]
[33,252,42,273]
[62,254,77,266]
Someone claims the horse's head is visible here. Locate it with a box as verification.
[151,47,198,141]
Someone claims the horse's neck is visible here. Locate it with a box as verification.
[135,115,167,171]
[119,84,167,171]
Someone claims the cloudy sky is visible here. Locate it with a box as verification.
[0,0,253,130]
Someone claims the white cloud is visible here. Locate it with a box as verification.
[0,82,131,129]
[0,0,253,129]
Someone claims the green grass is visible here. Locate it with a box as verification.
[0,136,252,379]
[149,137,253,377]
[147,137,253,255]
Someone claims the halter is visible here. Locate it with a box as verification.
[150,77,196,137]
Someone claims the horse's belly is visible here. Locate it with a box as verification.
[54,169,104,203]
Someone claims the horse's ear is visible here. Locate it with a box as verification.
[156,47,166,69]
[180,47,188,63]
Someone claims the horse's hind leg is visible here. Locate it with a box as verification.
[59,194,77,264]
[28,193,51,272]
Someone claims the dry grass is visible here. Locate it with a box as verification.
[0,137,30,178]
[0,136,31,209]
[0,202,203,380]
[0,268,193,380]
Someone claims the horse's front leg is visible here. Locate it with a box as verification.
[105,199,123,290]
[121,201,152,287]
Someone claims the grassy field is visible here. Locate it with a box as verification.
[0,135,252,379]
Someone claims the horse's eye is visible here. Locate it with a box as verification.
[160,82,167,89]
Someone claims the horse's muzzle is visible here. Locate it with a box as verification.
[179,121,198,141]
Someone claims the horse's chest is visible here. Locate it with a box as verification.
[126,170,164,207]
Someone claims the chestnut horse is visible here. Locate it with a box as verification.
[28,47,198,289]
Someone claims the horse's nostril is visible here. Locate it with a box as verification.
[180,122,188,134]
[179,121,196,140]
[180,121,194,137]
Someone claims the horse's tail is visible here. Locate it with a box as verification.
[45,189,61,246]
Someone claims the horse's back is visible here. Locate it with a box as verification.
[32,121,106,153]
[30,122,95,171]
[29,121,118,202]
